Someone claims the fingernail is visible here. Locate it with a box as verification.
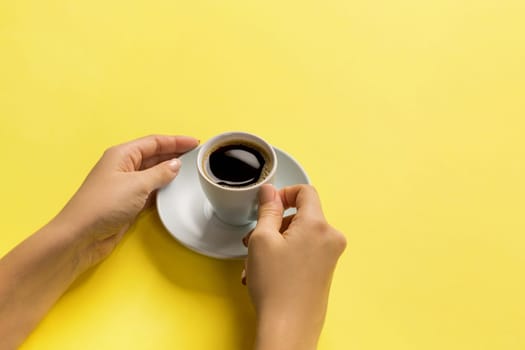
[168,158,181,171]
[259,184,275,204]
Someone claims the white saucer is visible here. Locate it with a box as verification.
[156,146,310,259]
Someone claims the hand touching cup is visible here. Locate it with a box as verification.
[0,134,199,349]
[57,134,199,272]
[244,184,347,350]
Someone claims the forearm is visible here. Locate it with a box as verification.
[0,218,85,349]
[254,307,324,350]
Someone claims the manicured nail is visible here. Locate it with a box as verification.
[168,158,181,171]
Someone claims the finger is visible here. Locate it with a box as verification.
[279,184,325,219]
[139,158,182,192]
[131,135,199,158]
[241,260,247,285]
[252,184,284,237]
[121,135,199,168]
[241,268,246,285]
[142,189,158,210]
[140,153,180,170]
[243,213,293,247]
[242,230,252,247]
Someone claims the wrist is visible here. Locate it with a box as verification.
[44,215,93,278]
[254,305,322,350]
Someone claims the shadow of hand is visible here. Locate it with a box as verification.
[138,209,256,349]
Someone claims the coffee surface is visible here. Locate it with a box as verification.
[207,144,266,187]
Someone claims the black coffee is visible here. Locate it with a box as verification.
[206,143,267,187]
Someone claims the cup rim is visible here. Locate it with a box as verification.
[197,131,278,191]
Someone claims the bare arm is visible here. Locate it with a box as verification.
[0,135,198,348]
[0,219,84,348]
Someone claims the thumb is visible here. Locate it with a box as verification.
[254,184,284,234]
[140,158,182,192]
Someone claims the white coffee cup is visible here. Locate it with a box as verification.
[197,131,278,226]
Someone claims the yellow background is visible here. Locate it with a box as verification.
[1,0,524,349]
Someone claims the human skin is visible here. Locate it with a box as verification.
[245,184,347,350]
[0,136,346,350]
[0,135,199,349]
